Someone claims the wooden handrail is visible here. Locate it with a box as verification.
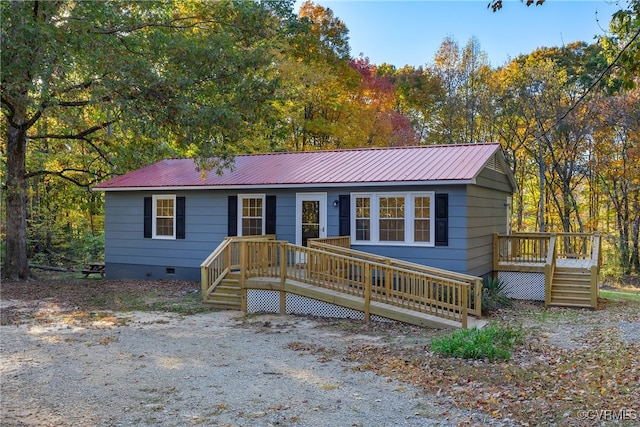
[310,240,482,317]
[200,235,277,303]
[495,232,598,265]
[241,240,471,326]
[590,234,601,306]
[544,235,557,306]
[200,238,232,300]
[308,236,351,249]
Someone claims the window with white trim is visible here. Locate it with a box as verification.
[239,194,265,236]
[153,195,176,239]
[351,192,434,246]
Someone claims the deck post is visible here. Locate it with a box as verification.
[364,262,371,323]
[240,241,247,312]
[280,242,287,314]
[200,265,208,303]
[590,266,598,309]
[544,235,556,307]
[474,278,482,317]
[492,233,500,273]
[461,284,468,329]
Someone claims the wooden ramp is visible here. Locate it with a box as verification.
[243,277,486,329]
[203,275,486,329]
[201,237,485,329]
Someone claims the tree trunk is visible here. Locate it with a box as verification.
[3,123,31,280]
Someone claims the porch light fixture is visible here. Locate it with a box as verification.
[333,199,339,207]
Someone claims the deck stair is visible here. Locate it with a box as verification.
[204,272,241,309]
[549,267,593,308]
[494,232,601,309]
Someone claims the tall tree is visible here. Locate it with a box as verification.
[591,90,640,274]
[1,0,295,279]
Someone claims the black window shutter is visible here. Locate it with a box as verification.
[435,193,448,246]
[228,195,238,236]
[176,197,186,239]
[338,195,350,236]
[265,195,276,235]
[144,197,152,238]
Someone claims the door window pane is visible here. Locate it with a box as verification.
[302,200,320,246]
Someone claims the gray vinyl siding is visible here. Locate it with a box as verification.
[350,185,469,274]
[465,167,514,276]
[103,168,514,280]
[104,191,228,280]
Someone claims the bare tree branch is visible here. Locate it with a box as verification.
[29,120,116,140]
[26,168,108,187]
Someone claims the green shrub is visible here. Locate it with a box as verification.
[431,322,523,361]
[481,275,512,315]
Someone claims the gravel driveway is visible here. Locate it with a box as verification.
[1,305,506,427]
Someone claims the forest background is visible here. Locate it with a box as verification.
[1,0,639,281]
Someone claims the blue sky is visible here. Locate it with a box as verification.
[296,0,621,67]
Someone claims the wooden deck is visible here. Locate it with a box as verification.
[494,232,601,308]
[498,257,591,272]
[201,236,484,329]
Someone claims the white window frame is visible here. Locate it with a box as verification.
[152,194,176,240]
[350,192,435,246]
[238,194,266,236]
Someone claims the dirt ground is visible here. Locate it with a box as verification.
[1,276,639,426]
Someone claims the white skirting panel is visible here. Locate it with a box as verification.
[498,271,545,301]
[247,290,389,322]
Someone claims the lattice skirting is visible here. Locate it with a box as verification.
[498,271,545,301]
[247,290,389,322]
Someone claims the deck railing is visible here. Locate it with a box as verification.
[543,235,557,306]
[589,234,601,306]
[494,232,601,308]
[308,236,351,249]
[309,241,482,317]
[494,232,599,269]
[203,237,472,328]
[200,235,276,301]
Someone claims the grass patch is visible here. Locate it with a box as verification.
[600,289,640,302]
[431,322,523,361]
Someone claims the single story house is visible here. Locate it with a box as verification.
[94,143,516,281]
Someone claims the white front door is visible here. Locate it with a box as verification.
[296,193,327,247]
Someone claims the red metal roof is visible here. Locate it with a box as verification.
[94,143,505,190]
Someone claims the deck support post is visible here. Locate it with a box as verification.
[240,241,247,312]
[474,278,482,317]
[364,262,371,323]
[461,284,468,329]
[492,233,500,273]
[280,242,287,314]
[200,265,208,303]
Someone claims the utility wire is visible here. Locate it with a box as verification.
[548,26,640,132]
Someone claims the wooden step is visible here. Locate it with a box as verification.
[203,299,242,310]
[548,301,594,308]
[551,282,590,290]
[553,279,591,287]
